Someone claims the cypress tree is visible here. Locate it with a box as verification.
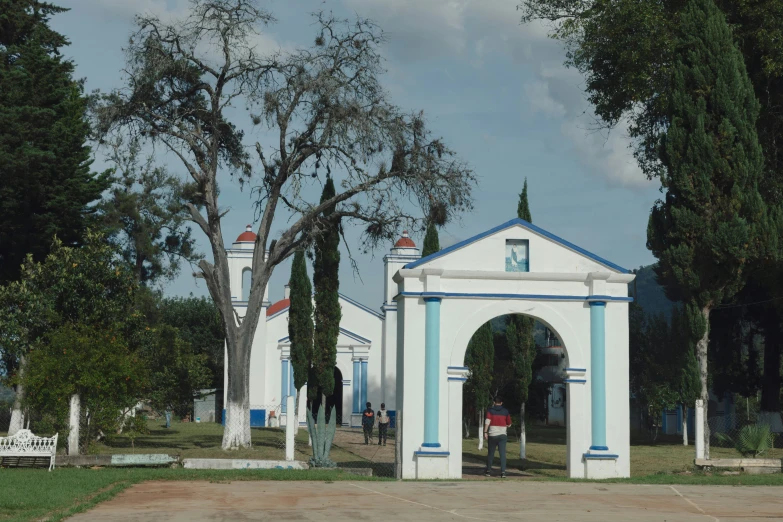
[0,1,110,284]
[288,248,313,425]
[422,221,440,257]
[465,321,494,449]
[508,177,536,458]
[312,178,341,416]
[647,0,767,458]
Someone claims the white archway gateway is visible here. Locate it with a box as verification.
[393,218,635,479]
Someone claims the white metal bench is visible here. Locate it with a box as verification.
[0,429,58,471]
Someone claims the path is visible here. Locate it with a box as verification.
[68,480,783,521]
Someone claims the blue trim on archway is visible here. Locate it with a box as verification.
[403,218,630,273]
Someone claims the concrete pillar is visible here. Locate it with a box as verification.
[423,297,441,447]
[695,399,705,460]
[589,301,607,450]
[281,359,289,414]
[285,395,295,461]
[352,359,361,413]
[289,363,296,402]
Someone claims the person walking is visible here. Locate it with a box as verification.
[484,396,512,478]
[377,403,390,446]
[362,402,375,445]
[165,407,172,429]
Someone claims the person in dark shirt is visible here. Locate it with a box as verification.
[362,402,375,445]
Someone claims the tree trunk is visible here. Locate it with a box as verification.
[681,403,688,446]
[520,402,527,459]
[697,307,711,459]
[477,408,484,450]
[221,335,253,450]
[464,416,469,439]
[7,355,26,436]
[68,393,81,456]
[761,325,781,412]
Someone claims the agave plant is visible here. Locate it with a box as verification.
[306,405,337,468]
[717,424,773,458]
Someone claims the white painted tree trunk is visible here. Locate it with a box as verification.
[7,356,26,436]
[221,338,253,450]
[697,308,711,459]
[520,403,527,459]
[464,417,469,438]
[68,393,81,456]
[477,408,484,450]
[681,403,688,446]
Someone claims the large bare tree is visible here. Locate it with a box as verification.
[97,0,475,449]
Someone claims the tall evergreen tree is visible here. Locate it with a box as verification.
[288,248,313,426]
[312,178,341,415]
[465,321,494,450]
[508,178,536,458]
[421,221,440,257]
[0,1,110,284]
[647,0,768,458]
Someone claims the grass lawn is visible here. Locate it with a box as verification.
[85,420,362,463]
[462,424,783,478]
[0,467,386,522]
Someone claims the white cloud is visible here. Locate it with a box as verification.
[341,0,650,189]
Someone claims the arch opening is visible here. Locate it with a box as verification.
[457,312,571,478]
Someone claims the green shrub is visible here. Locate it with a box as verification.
[717,424,773,457]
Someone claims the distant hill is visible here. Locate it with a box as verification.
[632,264,675,319]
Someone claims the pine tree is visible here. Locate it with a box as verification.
[422,221,440,257]
[288,248,313,426]
[509,178,536,458]
[0,1,110,284]
[465,321,494,450]
[647,0,768,459]
[312,178,341,415]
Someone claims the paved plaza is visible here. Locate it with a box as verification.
[69,480,783,521]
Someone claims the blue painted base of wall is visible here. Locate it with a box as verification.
[250,409,266,427]
[221,409,267,427]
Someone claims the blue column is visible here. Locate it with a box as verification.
[361,360,368,408]
[352,360,361,413]
[423,297,441,447]
[289,363,296,406]
[589,301,607,450]
[281,359,290,414]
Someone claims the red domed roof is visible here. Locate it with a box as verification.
[394,230,416,248]
[236,224,257,243]
[267,298,290,317]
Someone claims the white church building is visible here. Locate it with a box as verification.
[222,225,420,429]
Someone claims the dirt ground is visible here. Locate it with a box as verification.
[68,480,783,521]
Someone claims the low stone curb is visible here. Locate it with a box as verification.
[182,458,309,470]
[338,467,373,477]
[58,454,179,467]
[695,458,783,474]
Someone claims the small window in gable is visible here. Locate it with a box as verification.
[242,268,252,301]
[505,239,529,272]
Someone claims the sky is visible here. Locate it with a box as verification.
[52,0,661,310]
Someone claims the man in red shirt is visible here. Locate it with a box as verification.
[484,396,512,478]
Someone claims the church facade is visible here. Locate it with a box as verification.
[222,226,420,428]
